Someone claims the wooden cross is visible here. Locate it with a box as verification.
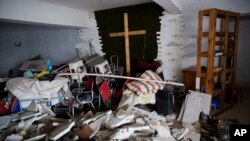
[109,13,146,76]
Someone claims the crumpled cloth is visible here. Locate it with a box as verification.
[118,70,164,108]
[6,77,69,100]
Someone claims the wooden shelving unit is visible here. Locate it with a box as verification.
[196,8,239,115]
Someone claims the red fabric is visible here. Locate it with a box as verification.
[84,78,93,91]
[138,60,161,71]
[0,102,8,115]
[99,80,111,103]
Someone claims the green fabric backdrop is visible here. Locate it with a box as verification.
[95,2,163,76]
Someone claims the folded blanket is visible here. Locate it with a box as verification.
[126,70,164,96]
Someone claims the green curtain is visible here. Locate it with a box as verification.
[95,2,163,76]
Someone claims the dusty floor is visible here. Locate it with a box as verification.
[217,87,250,124]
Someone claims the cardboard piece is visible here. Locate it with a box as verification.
[49,121,75,140]
[178,91,211,124]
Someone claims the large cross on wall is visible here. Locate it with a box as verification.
[109,13,146,76]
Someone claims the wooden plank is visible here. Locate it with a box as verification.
[222,12,229,92]
[200,51,208,57]
[232,14,240,86]
[212,89,224,97]
[216,9,227,18]
[202,68,223,76]
[206,9,216,94]
[201,32,238,37]
[200,50,224,57]
[203,32,226,36]
[228,11,240,17]
[217,9,227,15]
[202,9,210,16]
[220,11,230,109]
[213,68,223,76]
[109,30,146,37]
[124,13,131,76]
[196,10,203,91]
[215,40,225,45]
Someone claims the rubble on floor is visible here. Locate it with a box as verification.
[0,68,235,141]
[0,101,196,141]
[0,91,237,141]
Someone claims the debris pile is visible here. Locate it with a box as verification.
[0,101,195,141]
[0,89,237,141]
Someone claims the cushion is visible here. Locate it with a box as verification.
[126,70,165,95]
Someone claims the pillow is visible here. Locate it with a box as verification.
[126,70,165,95]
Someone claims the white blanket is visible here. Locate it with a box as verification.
[6,77,69,100]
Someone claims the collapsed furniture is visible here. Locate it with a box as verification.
[83,54,112,75]
[1,68,234,140]
[68,60,96,116]
[6,77,69,111]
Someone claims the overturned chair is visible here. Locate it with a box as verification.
[96,76,113,109]
[68,60,95,116]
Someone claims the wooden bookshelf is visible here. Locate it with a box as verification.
[196,8,240,115]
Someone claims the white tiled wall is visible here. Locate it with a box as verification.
[156,12,186,81]
[75,13,104,58]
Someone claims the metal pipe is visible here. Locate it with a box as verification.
[58,72,184,86]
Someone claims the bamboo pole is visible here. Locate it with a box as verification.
[58,72,184,86]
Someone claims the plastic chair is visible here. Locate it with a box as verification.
[68,60,86,84]
[94,60,112,75]
[68,60,95,116]
[96,76,112,109]
[70,77,95,116]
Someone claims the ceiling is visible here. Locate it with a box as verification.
[38,0,152,11]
